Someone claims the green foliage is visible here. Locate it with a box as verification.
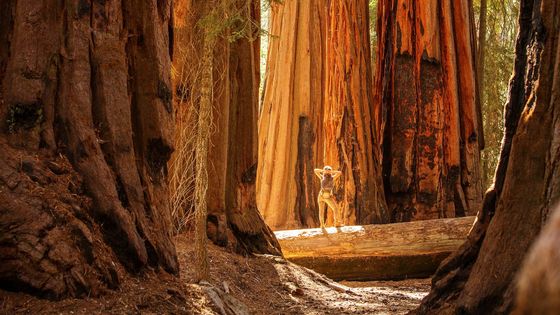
[369,0,378,60]
[262,0,283,9]
[197,0,268,43]
[474,0,519,189]
[260,1,271,99]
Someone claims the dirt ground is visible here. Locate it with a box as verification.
[0,234,430,314]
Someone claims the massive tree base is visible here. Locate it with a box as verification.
[415,0,560,313]
[0,235,430,314]
[0,140,120,297]
[276,217,474,280]
[1,0,178,298]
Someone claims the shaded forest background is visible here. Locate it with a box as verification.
[472,0,518,189]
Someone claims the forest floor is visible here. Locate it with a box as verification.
[0,233,430,314]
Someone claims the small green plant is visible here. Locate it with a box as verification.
[197,0,266,43]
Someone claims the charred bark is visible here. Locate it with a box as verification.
[324,0,389,224]
[0,0,177,297]
[257,0,327,230]
[415,0,560,313]
[374,0,484,222]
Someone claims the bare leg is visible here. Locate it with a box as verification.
[324,197,341,226]
[317,195,326,228]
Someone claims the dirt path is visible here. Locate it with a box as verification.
[0,234,429,314]
[177,234,430,314]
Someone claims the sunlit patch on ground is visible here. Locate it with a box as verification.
[275,225,366,239]
[0,234,430,314]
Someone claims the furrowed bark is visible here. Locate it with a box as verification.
[226,0,281,255]
[324,0,389,224]
[171,0,281,255]
[258,0,389,229]
[415,0,560,313]
[257,0,327,230]
[0,0,178,297]
[373,0,483,222]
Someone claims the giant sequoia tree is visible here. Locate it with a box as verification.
[258,0,388,229]
[324,0,388,225]
[257,0,327,230]
[0,0,177,296]
[172,0,280,255]
[416,0,560,313]
[374,0,484,221]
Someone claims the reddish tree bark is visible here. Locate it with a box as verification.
[172,0,280,254]
[374,0,484,222]
[416,0,560,313]
[257,0,327,230]
[324,0,389,224]
[258,0,389,229]
[226,0,281,255]
[0,0,177,297]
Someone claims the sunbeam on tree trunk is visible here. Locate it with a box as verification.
[257,0,328,230]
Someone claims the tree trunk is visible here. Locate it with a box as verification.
[374,0,484,222]
[276,216,475,281]
[193,1,216,282]
[257,0,327,230]
[226,0,281,255]
[416,0,560,313]
[0,0,177,298]
[172,0,281,255]
[324,0,389,225]
[258,0,389,229]
[514,205,560,314]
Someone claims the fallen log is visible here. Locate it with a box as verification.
[274,216,475,281]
